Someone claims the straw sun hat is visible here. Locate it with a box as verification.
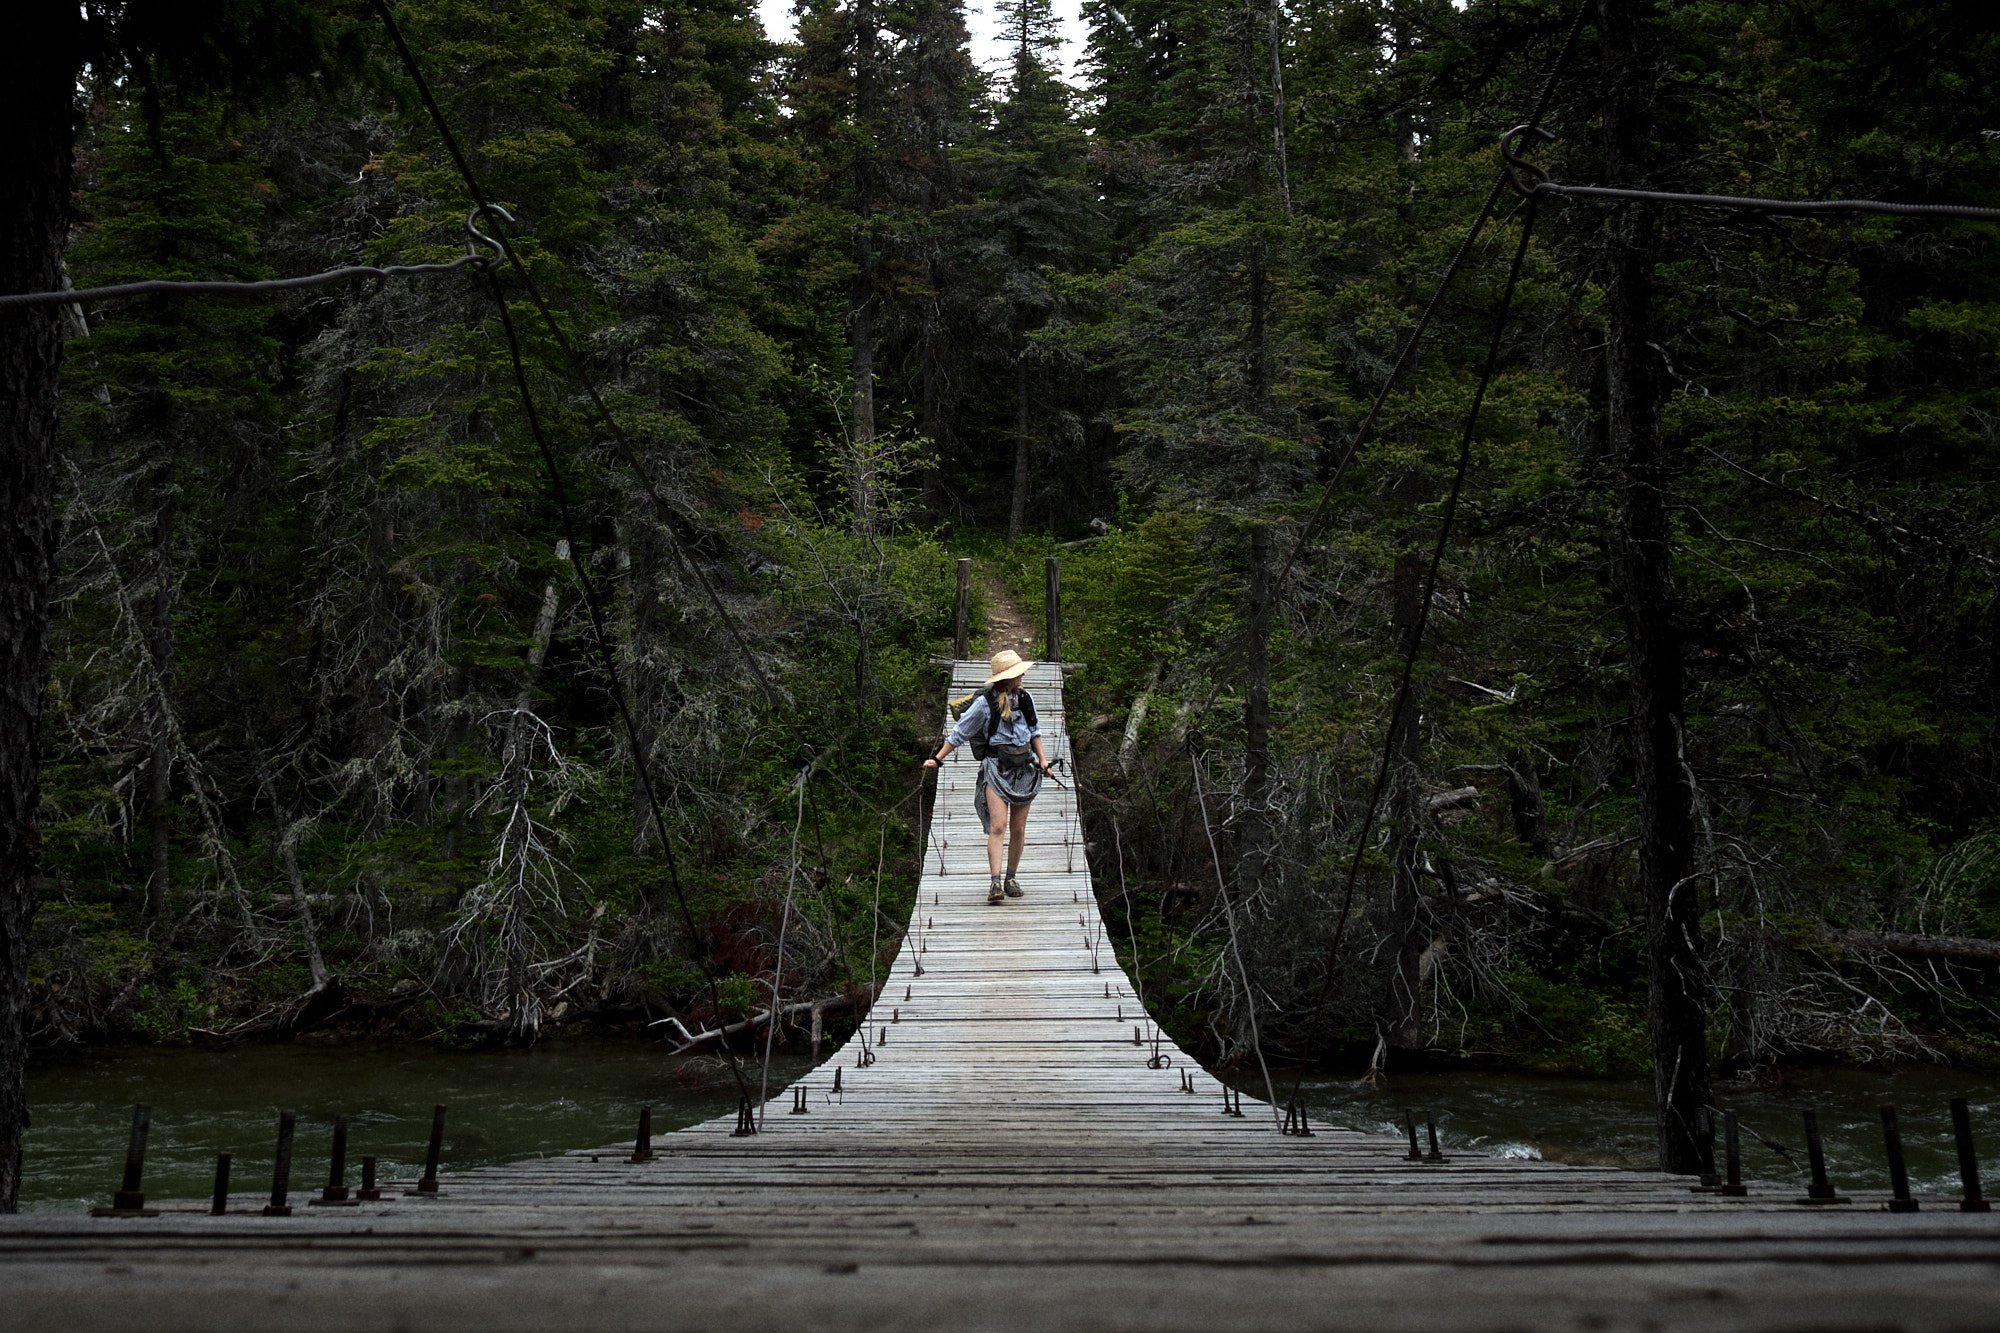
[984,649,1034,686]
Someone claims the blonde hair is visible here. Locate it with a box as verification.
[995,682,1017,722]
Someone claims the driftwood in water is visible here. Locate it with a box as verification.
[658,993,857,1054]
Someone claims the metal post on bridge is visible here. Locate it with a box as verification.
[411,1104,446,1196]
[90,1103,158,1217]
[1044,556,1062,662]
[1950,1097,1991,1212]
[210,1152,232,1215]
[263,1111,296,1217]
[311,1114,357,1206]
[1879,1104,1919,1213]
[953,558,970,659]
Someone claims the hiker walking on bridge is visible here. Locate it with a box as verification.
[924,650,1053,905]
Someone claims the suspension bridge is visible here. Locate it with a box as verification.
[3,661,1997,1330]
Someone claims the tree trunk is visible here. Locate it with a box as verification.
[1240,225,1273,898]
[1008,351,1030,543]
[1241,524,1272,898]
[1118,659,1164,774]
[1382,546,1427,1051]
[145,472,175,915]
[497,576,562,1047]
[1602,0,1712,1176]
[919,283,949,517]
[1262,0,1292,215]
[280,829,330,992]
[621,525,661,859]
[1844,931,2000,968]
[1377,8,1434,1057]
[1504,747,1553,859]
[0,0,83,1215]
[849,256,876,531]
[852,609,873,729]
[848,0,880,535]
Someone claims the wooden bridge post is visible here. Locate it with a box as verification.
[952,558,970,659]
[1044,556,1063,662]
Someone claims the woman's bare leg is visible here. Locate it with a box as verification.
[985,783,1010,877]
[1006,802,1029,878]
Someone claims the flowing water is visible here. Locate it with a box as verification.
[23,1041,2000,1213]
[1271,1065,2000,1197]
[21,1038,811,1214]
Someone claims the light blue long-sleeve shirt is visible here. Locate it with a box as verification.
[946,690,1040,750]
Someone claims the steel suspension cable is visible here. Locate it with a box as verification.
[1535,182,2000,220]
[1268,0,1592,597]
[365,0,822,1116]
[1496,121,2000,222]
[1192,752,1283,1129]
[369,0,778,710]
[478,254,756,1107]
[0,251,495,310]
[1280,202,1544,1120]
[759,774,809,1130]
[1060,747,1262,1073]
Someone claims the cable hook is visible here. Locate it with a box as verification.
[464,203,516,268]
[1499,124,1556,198]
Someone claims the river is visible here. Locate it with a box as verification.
[22,1038,811,1214]
[22,1042,1999,1211]
[1271,1064,2000,1197]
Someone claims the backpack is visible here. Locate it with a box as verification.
[948,687,1036,763]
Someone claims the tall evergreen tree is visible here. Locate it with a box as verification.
[61,92,281,920]
[980,0,1092,542]
[0,0,338,1217]
[882,0,982,496]
[1074,0,1313,1060]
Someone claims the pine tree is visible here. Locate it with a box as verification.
[0,0,338,1218]
[61,92,281,919]
[1073,0,1313,1062]
[883,0,982,491]
[976,0,1092,540]
[593,0,789,854]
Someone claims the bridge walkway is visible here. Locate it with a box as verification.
[3,663,1996,1329]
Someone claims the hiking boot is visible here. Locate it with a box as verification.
[1003,875,1024,898]
[988,875,1005,905]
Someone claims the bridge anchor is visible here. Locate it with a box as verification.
[1797,1110,1848,1204]
[629,1106,655,1163]
[1425,1117,1450,1163]
[1951,1098,1991,1212]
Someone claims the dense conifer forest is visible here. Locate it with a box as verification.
[5,0,2000,1200]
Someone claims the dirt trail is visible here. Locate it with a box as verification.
[977,567,1035,659]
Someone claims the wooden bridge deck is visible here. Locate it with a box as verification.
[4,662,1998,1330]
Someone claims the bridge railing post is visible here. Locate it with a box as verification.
[1951,1097,1991,1212]
[1044,556,1062,662]
[953,557,970,659]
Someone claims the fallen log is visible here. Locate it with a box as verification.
[1845,931,2000,968]
[1427,786,1480,815]
[1118,660,1164,774]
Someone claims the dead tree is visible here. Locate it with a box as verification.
[447,554,578,1046]
[1601,0,1713,1175]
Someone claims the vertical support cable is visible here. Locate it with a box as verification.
[1192,753,1282,1129]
